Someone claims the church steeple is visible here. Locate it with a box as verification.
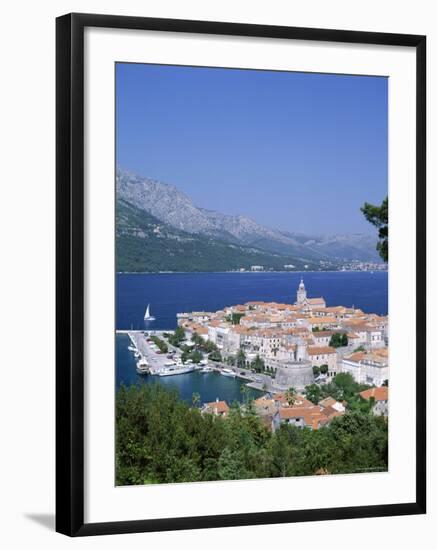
[296,278,307,304]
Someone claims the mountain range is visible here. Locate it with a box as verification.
[116,168,380,272]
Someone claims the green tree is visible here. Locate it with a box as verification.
[191,332,204,346]
[226,312,246,325]
[151,336,168,353]
[218,448,245,480]
[329,333,348,348]
[204,340,219,354]
[116,383,388,485]
[208,350,222,362]
[240,384,253,406]
[168,326,185,347]
[268,426,295,477]
[191,392,201,408]
[312,366,320,377]
[251,354,265,373]
[361,197,388,262]
[319,364,329,375]
[305,384,322,405]
[190,350,203,364]
[236,348,247,369]
[285,387,297,406]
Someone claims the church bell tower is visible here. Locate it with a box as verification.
[296,278,307,305]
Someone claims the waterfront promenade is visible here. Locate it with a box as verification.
[117,329,276,391]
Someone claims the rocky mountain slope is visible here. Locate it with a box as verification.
[116,168,380,264]
[116,199,318,272]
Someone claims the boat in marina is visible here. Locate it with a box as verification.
[143,304,155,321]
[128,345,137,352]
[220,368,236,377]
[200,366,213,373]
[136,357,149,375]
[157,365,195,377]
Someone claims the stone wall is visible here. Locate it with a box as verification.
[273,360,314,390]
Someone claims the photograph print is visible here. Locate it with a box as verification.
[115,63,389,487]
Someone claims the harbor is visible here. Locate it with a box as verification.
[118,329,272,387]
[116,273,388,405]
[116,331,264,404]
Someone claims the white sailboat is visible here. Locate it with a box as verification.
[143,303,155,321]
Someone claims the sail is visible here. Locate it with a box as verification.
[144,303,155,320]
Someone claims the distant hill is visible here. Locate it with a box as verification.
[278,231,380,262]
[116,199,320,272]
[116,168,380,271]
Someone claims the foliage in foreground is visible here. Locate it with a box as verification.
[116,384,388,486]
[361,197,388,262]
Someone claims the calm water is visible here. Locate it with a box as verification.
[116,271,388,330]
[116,333,261,404]
[115,271,387,403]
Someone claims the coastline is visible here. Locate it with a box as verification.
[116,269,388,275]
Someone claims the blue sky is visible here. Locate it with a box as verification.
[116,63,387,234]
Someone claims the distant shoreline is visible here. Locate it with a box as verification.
[116,270,388,275]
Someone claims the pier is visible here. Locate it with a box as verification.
[117,330,282,396]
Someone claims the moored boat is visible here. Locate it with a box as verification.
[157,365,195,377]
[136,357,149,374]
[200,366,213,373]
[220,368,236,377]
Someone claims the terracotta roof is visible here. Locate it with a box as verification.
[312,331,334,338]
[307,297,326,304]
[360,387,388,401]
[307,316,337,325]
[231,325,252,335]
[203,400,230,414]
[374,348,389,358]
[279,406,316,419]
[253,398,277,416]
[279,405,337,429]
[344,351,367,362]
[308,346,337,355]
[272,393,312,407]
[319,396,336,408]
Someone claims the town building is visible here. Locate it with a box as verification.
[307,346,338,377]
[177,278,389,392]
[201,399,230,417]
[359,386,389,416]
[341,349,389,386]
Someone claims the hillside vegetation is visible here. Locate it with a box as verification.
[116,199,317,272]
[116,384,388,485]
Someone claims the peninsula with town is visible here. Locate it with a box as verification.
[121,278,388,432]
[117,278,389,485]
[179,278,388,420]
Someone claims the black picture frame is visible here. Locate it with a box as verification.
[56,12,426,537]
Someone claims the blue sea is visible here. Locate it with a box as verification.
[116,333,262,404]
[116,271,388,331]
[115,271,387,405]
